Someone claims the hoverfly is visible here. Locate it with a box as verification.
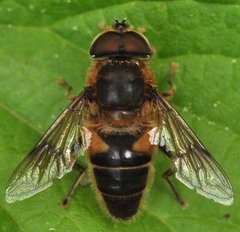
[5,18,233,221]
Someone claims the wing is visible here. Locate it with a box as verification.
[148,89,233,205]
[5,92,91,203]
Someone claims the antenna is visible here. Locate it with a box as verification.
[106,12,119,24]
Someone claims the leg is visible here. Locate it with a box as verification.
[163,166,188,208]
[56,78,76,101]
[73,163,90,186]
[137,27,145,34]
[98,22,111,31]
[61,166,86,208]
[161,63,179,98]
[159,146,188,208]
[73,162,85,171]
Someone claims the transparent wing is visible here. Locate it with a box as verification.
[5,92,91,203]
[148,90,233,205]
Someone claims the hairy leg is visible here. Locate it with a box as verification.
[161,63,179,98]
[160,146,188,208]
[61,164,86,208]
[163,166,188,208]
[56,78,76,101]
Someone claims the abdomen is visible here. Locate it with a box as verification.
[88,131,153,220]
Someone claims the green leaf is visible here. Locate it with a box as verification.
[0,1,240,231]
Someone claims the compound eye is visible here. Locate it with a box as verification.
[90,32,120,58]
[122,31,152,58]
[89,31,152,58]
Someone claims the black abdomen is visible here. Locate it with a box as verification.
[90,133,151,220]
